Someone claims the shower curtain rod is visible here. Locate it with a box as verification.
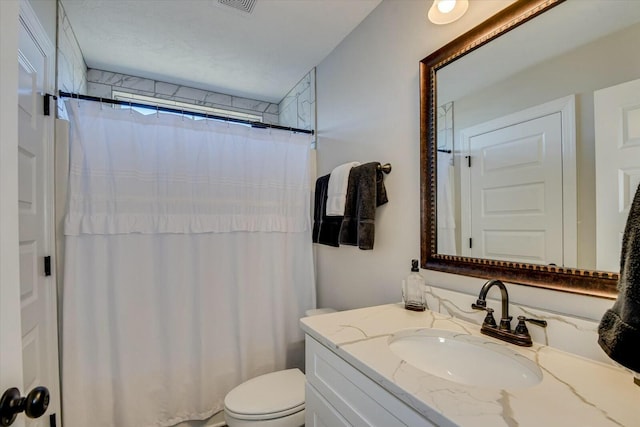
[57,91,315,135]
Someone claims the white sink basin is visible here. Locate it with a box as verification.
[388,329,542,389]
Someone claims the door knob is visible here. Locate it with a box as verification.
[0,386,49,426]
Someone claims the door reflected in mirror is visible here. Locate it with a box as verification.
[434,1,640,273]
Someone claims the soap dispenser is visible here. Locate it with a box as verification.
[403,259,427,311]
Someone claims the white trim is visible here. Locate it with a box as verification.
[458,95,577,266]
[0,0,24,400]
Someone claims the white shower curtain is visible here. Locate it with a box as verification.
[61,101,315,427]
[437,152,457,255]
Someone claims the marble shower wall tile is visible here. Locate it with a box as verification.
[232,96,271,113]
[57,1,87,94]
[423,285,613,366]
[90,70,155,92]
[86,69,280,124]
[279,68,316,132]
[437,102,453,152]
[86,82,112,99]
[263,113,279,124]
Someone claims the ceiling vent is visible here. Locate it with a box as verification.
[217,0,257,14]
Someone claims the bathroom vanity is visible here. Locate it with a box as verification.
[300,304,639,427]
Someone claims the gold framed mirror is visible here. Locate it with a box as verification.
[419,0,639,299]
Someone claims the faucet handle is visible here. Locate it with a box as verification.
[482,308,497,328]
[515,315,547,336]
[471,299,487,310]
[518,316,548,328]
[514,317,529,336]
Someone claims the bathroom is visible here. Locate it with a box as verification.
[1,0,638,426]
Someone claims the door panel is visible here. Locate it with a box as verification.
[464,112,564,265]
[0,1,23,422]
[595,78,640,272]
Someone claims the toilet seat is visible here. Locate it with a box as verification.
[224,368,305,421]
[224,403,304,421]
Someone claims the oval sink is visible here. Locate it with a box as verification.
[388,329,542,389]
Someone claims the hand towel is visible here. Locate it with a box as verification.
[339,162,389,250]
[326,161,360,216]
[598,183,640,372]
[312,174,342,247]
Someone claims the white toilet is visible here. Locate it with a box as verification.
[223,308,336,427]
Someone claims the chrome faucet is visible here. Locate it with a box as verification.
[471,279,547,346]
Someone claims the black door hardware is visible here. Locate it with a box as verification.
[0,386,49,426]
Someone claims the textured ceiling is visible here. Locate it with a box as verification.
[61,0,382,103]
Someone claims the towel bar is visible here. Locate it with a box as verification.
[378,163,392,174]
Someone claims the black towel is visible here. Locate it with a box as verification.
[598,183,640,372]
[312,174,342,247]
[339,162,388,250]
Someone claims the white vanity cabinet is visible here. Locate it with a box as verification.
[305,335,436,427]
[301,304,640,427]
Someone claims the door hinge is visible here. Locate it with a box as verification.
[44,256,51,276]
[43,94,51,116]
[466,155,471,167]
[50,413,57,427]
[469,238,473,248]
[43,93,57,116]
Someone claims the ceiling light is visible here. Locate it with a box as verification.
[428,0,469,25]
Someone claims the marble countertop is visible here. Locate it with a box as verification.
[300,304,639,427]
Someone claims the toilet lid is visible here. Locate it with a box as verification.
[224,368,305,418]
[304,308,336,317]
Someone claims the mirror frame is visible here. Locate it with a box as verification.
[420,0,618,299]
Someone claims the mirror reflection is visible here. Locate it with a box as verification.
[435,0,640,272]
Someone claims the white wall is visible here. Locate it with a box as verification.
[314,0,614,329]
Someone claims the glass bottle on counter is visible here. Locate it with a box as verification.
[402,259,426,311]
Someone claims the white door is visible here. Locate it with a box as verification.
[0,1,25,426]
[595,78,640,272]
[462,113,564,265]
[2,2,60,426]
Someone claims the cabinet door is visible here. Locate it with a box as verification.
[305,383,350,427]
[306,336,436,427]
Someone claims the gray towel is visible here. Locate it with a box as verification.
[598,183,640,372]
[339,162,388,250]
[312,174,342,247]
